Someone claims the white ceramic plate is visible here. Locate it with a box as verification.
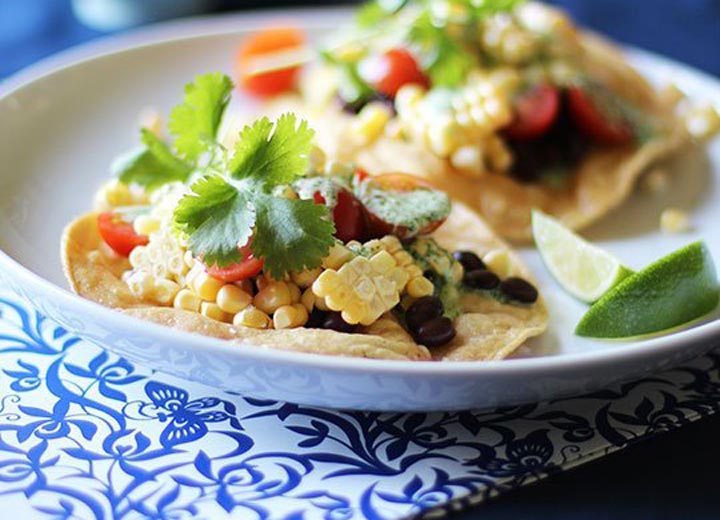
[1,8,719,411]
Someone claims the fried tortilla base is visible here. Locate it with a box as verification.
[62,203,547,361]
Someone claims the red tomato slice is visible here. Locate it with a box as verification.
[505,85,560,140]
[332,189,365,243]
[358,48,430,98]
[567,86,633,144]
[205,243,264,282]
[362,174,446,239]
[313,189,365,243]
[237,27,305,98]
[97,212,149,257]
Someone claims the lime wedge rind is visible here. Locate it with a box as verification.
[531,210,633,303]
[576,241,720,339]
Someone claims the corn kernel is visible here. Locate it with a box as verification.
[660,208,692,234]
[288,282,301,303]
[93,179,134,211]
[483,249,512,278]
[641,168,669,194]
[406,276,435,298]
[322,243,355,270]
[174,289,201,312]
[307,145,326,174]
[184,250,196,268]
[405,264,423,279]
[379,235,402,253]
[254,281,292,314]
[300,288,315,312]
[393,250,414,267]
[353,102,393,145]
[133,215,161,236]
[233,306,271,329]
[291,267,322,288]
[185,263,204,288]
[314,295,330,311]
[155,279,180,305]
[216,285,252,314]
[200,301,230,322]
[192,271,225,301]
[369,250,397,273]
[273,303,309,329]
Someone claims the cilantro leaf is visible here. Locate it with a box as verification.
[113,129,193,190]
[229,113,315,188]
[252,195,335,278]
[168,72,233,161]
[173,116,334,277]
[174,175,255,267]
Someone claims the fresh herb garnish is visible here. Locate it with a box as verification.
[114,73,232,190]
[174,114,336,278]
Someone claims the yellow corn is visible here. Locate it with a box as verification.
[174,289,201,312]
[314,294,330,311]
[216,285,252,314]
[322,243,355,270]
[379,235,402,253]
[93,179,135,211]
[291,267,322,288]
[300,287,316,313]
[273,303,309,329]
[192,271,225,301]
[124,270,155,300]
[133,215,161,236]
[369,250,396,273]
[307,145,327,174]
[154,279,181,305]
[184,250,196,268]
[483,249,512,278]
[254,281,292,314]
[406,276,435,298]
[352,102,393,145]
[200,301,230,323]
[233,306,272,329]
[660,208,691,234]
[288,282,301,303]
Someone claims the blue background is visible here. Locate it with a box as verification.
[1,0,719,518]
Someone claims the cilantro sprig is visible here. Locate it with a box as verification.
[174,114,335,278]
[114,72,233,190]
[114,73,335,279]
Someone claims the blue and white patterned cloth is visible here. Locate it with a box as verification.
[0,284,718,519]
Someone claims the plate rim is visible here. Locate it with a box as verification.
[1,7,718,376]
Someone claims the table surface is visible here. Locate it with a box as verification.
[2,1,719,518]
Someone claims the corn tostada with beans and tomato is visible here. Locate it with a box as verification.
[244,0,720,241]
[61,73,547,362]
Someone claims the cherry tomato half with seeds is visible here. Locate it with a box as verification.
[504,84,560,140]
[205,242,264,282]
[97,212,149,257]
[567,86,633,145]
[237,27,305,98]
[362,173,447,239]
[358,48,430,98]
[314,189,365,243]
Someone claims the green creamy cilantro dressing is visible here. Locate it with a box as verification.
[360,186,451,233]
[293,176,348,208]
[406,238,462,318]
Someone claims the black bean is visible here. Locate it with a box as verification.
[414,316,456,347]
[305,309,328,329]
[405,296,444,333]
[322,312,358,333]
[463,269,500,290]
[453,250,485,272]
[500,277,539,303]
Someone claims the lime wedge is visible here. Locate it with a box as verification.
[576,241,719,339]
[532,210,633,302]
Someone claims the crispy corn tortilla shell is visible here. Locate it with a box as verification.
[264,34,689,242]
[62,204,547,362]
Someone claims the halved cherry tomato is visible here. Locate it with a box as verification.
[361,173,446,239]
[237,27,305,98]
[358,48,430,98]
[314,189,365,243]
[97,212,149,257]
[205,243,264,282]
[567,86,633,144]
[353,168,370,183]
[504,84,560,140]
